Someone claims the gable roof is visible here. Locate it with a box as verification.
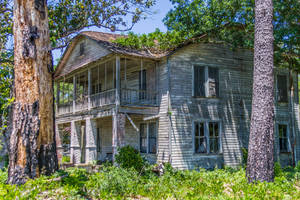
[54,31,168,78]
[80,31,168,58]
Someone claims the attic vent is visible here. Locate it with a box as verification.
[79,43,85,56]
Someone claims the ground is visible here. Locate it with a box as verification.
[0,163,299,199]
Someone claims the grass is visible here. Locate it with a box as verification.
[0,164,299,199]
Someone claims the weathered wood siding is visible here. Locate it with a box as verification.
[166,43,299,169]
[58,38,111,78]
[156,59,171,163]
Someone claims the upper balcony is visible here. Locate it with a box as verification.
[55,56,159,116]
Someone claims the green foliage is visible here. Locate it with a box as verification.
[0,165,299,199]
[241,147,248,166]
[164,0,299,70]
[61,156,70,163]
[115,145,145,172]
[274,162,284,177]
[114,29,186,52]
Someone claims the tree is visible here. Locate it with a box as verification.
[2,0,155,185]
[246,0,275,183]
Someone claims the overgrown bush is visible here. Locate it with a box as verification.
[115,145,145,171]
[61,155,70,163]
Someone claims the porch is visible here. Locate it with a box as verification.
[56,114,158,165]
[55,56,159,116]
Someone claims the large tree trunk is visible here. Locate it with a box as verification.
[246,0,274,183]
[8,0,58,185]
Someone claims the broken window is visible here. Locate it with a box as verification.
[193,66,219,97]
[277,75,288,103]
[194,122,221,154]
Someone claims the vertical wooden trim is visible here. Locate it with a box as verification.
[116,56,120,108]
[73,76,76,113]
[192,121,195,153]
[146,122,149,154]
[88,68,91,110]
[105,62,107,91]
[204,66,209,98]
[192,65,195,96]
[124,58,127,88]
[219,122,223,154]
[205,122,209,153]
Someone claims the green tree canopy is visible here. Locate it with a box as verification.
[116,0,299,70]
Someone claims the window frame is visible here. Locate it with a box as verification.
[192,65,219,98]
[276,74,288,103]
[139,121,157,154]
[193,120,222,154]
[276,123,291,153]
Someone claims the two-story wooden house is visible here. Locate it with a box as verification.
[54,31,300,169]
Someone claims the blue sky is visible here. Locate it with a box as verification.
[53,0,174,63]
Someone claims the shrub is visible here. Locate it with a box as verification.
[115,145,145,172]
[274,162,283,177]
[62,156,70,163]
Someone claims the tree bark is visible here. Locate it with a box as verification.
[8,0,58,185]
[246,0,274,183]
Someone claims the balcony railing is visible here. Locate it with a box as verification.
[91,89,116,108]
[56,88,158,115]
[121,89,158,106]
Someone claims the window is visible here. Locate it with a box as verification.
[193,66,219,97]
[277,75,288,103]
[139,69,147,99]
[79,43,85,56]
[278,124,289,153]
[194,122,221,154]
[96,128,101,152]
[140,122,157,154]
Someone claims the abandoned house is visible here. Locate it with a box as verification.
[54,31,300,169]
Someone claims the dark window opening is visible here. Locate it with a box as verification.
[277,75,288,103]
[278,124,289,153]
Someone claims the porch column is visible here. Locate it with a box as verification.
[85,117,97,163]
[70,121,81,164]
[112,112,126,161]
[73,76,76,113]
[88,68,91,110]
[55,124,63,164]
[116,56,121,107]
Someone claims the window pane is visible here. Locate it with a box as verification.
[194,66,205,97]
[96,128,101,152]
[278,124,288,153]
[149,138,156,154]
[208,68,219,97]
[199,123,204,137]
[149,123,156,138]
[148,123,157,154]
[277,75,288,102]
[209,122,219,153]
[140,124,147,153]
[210,138,219,153]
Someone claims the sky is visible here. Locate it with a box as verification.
[53,0,174,63]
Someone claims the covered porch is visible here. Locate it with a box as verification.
[55,56,159,116]
[56,113,158,165]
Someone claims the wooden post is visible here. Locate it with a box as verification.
[116,56,121,108]
[73,76,76,113]
[112,56,122,162]
[88,68,91,110]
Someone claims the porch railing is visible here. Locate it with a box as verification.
[57,101,73,115]
[56,88,158,115]
[91,89,116,108]
[121,88,158,106]
[75,95,89,111]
